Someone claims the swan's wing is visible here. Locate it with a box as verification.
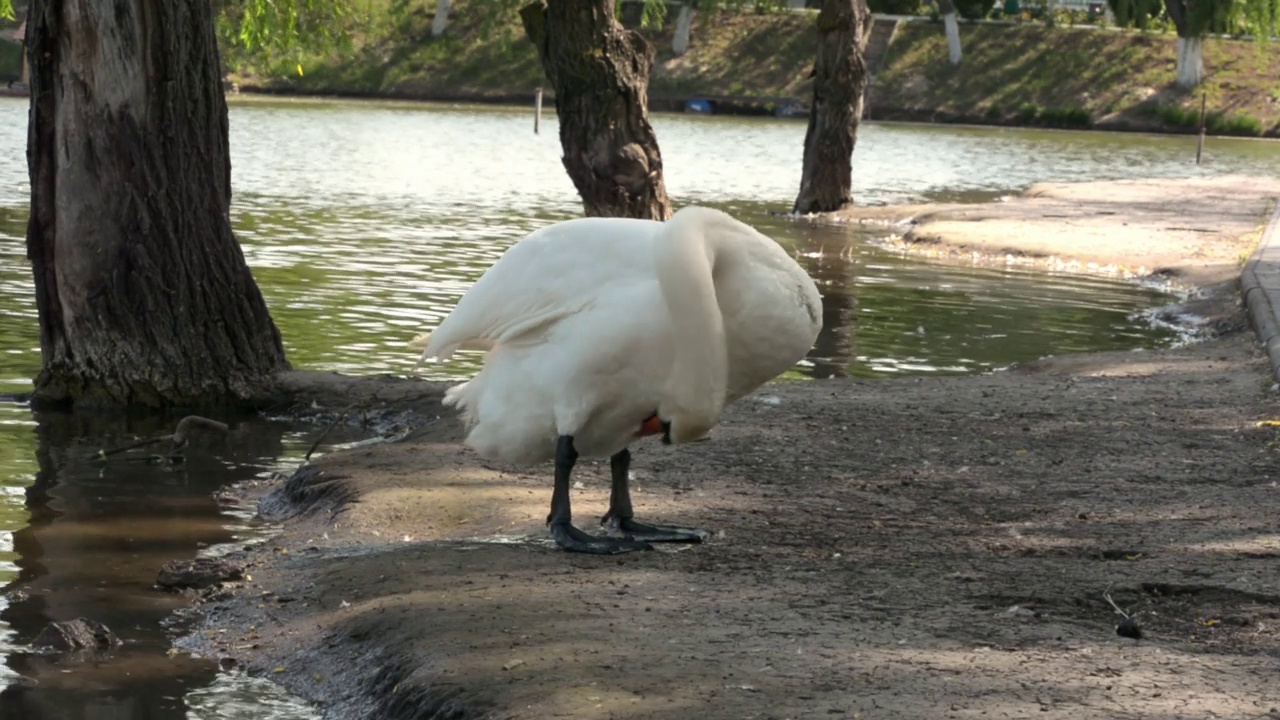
[417,216,659,364]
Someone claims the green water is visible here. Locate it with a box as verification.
[2,95,1279,718]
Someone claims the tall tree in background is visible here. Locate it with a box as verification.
[794,0,869,214]
[1161,0,1212,87]
[520,0,672,220]
[23,0,295,407]
[1109,0,1280,89]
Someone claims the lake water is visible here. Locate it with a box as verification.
[2,94,1279,718]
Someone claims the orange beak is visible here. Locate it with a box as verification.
[637,413,664,437]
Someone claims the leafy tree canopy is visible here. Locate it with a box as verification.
[1109,0,1280,37]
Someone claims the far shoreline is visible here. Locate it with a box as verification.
[220,84,1280,142]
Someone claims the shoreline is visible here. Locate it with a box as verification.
[226,84,1280,140]
[178,175,1280,719]
[819,175,1280,289]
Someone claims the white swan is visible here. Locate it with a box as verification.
[411,205,823,554]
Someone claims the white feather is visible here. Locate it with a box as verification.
[416,205,823,465]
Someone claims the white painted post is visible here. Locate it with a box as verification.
[535,87,543,134]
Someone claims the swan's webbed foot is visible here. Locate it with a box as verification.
[549,520,654,555]
[601,512,711,544]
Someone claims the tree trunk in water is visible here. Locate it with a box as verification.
[672,4,694,56]
[25,0,290,409]
[937,0,962,65]
[793,0,870,215]
[1174,35,1204,88]
[520,0,672,220]
[432,0,451,37]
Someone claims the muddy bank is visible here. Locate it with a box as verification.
[181,177,1280,719]
[827,174,1280,288]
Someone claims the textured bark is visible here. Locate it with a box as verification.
[794,0,870,214]
[25,0,290,408]
[520,0,672,220]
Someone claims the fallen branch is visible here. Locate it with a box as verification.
[304,404,357,463]
[86,415,230,463]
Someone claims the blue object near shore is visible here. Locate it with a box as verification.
[685,99,713,114]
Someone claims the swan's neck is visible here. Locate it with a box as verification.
[654,209,730,443]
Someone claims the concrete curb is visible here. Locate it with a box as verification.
[1240,200,1280,384]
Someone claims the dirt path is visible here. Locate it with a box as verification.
[185,177,1280,720]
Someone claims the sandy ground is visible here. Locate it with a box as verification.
[830,175,1280,287]
[183,176,1280,720]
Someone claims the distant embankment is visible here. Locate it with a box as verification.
[223,3,1280,138]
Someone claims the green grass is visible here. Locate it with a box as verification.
[875,21,1280,136]
[224,1,818,101]
[1145,103,1265,136]
[223,5,1280,138]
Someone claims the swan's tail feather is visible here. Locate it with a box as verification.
[407,331,495,373]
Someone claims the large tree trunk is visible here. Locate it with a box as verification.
[520,0,672,220]
[25,0,290,409]
[1174,35,1204,88]
[1162,0,1203,88]
[793,0,870,215]
[938,0,962,65]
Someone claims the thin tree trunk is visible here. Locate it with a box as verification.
[432,0,451,37]
[794,0,870,215]
[25,0,290,408]
[520,0,672,220]
[672,4,694,56]
[938,0,962,64]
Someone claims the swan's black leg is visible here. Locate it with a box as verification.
[600,448,711,544]
[547,436,653,555]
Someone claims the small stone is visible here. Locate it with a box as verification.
[157,558,245,591]
[32,618,121,652]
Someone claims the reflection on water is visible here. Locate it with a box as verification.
[0,405,358,718]
[1,94,1278,717]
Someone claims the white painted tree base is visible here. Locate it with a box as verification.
[943,12,962,65]
[432,0,451,38]
[673,5,694,56]
[1175,36,1204,89]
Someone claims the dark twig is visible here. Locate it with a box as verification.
[85,415,230,463]
[304,404,357,464]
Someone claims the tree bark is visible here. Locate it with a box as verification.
[520,0,672,220]
[793,0,870,215]
[25,0,290,409]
